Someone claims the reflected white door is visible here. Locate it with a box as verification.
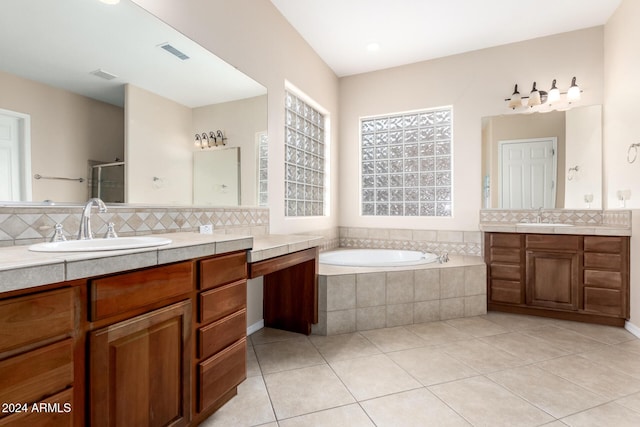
[193,148,240,206]
[0,114,21,201]
[499,137,557,209]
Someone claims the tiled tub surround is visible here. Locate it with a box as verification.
[314,256,486,335]
[0,205,269,246]
[339,226,482,256]
[480,209,632,236]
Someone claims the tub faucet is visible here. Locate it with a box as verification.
[78,198,107,240]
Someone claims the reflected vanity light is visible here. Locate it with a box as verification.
[194,130,227,149]
[506,77,581,111]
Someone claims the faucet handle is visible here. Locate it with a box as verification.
[104,223,118,239]
[51,224,67,242]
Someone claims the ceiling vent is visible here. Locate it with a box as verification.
[159,43,190,60]
[90,69,118,80]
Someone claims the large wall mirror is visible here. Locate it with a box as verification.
[0,0,267,206]
[481,104,602,210]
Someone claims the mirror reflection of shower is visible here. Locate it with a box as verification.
[90,160,125,203]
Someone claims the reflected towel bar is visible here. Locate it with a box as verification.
[34,174,84,183]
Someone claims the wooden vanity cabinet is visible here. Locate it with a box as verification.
[0,286,79,427]
[88,262,194,427]
[194,251,247,420]
[486,232,629,325]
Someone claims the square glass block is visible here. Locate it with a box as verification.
[285,91,295,109]
[404,188,419,201]
[286,110,294,127]
[419,112,435,126]
[435,109,451,123]
[286,182,296,198]
[404,129,418,143]
[390,203,404,216]
[362,134,375,147]
[405,203,419,216]
[303,103,310,119]
[390,159,403,173]
[259,168,268,181]
[403,114,419,128]
[363,189,375,202]
[286,164,295,181]
[376,203,389,216]
[286,200,296,216]
[362,161,374,174]
[375,174,389,188]
[388,116,403,130]
[419,142,435,156]
[375,132,388,145]
[435,141,451,156]
[405,173,418,187]
[375,160,389,174]
[420,172,436,187]
[436,187,451,201]
[437,202,452,216]
[296,202,305,216]
[420,187,436,202]
[286,127,294,144]
[295,167,305,182]
[375,146,388,159]
[420,202,436,216]
[362,203,375,215]
[420,157,435,172]
[305,203,314,216]
[436,156,451,171]
[419,128,435,142]
[390,174,403,187]
[294,114,303,131]
[404,159,418,173]
[436,126,451,141]
[362,175,375,188]
[259,157,268,170]
[259,193,268,205]
[436,171,451,186]
[389,131,403,144]
[390,145,404,159]
[390,188,403,201]
[297,184,305,199]
[374,118,388,132]
[404,143,419,158]
[375,189,389,202]
[259,181,268,193]
[294,131,303,148]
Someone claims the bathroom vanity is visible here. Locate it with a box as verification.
[484,232,630,326]
[0,234,252,426]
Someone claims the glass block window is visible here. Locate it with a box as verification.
[257,132,268,207]
[285,89,326,216]
[361,107,452,217]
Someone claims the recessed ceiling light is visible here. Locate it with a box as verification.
[366,42,380,52]
[99,0,120,5]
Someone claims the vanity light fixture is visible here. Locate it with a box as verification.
[505,77,581,111]
[194,130,227,149]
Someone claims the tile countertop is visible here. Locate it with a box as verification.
[479,223,631,236]
[0,232,253,294]
[248,234,324,263]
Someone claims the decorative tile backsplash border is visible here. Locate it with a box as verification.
[338,227,482,256]
[480,209,632,228]
[0,205,269,246]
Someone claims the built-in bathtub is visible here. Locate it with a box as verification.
[314,249,486,335]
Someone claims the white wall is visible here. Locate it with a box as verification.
[339,27,604,231]
[604,0,640,328]
[125,84,193,204]
[133,0,340,235]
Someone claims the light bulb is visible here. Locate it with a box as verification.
[508,84,522,109]
[528,82,541,107]
[567,76,581,102]
[547,79,560,104]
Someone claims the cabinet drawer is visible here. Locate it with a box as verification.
[489,233,521,248]
[91,262,193,321]
[490,280,522,304]
[0,387,73,427]
[199,309,246,360]
[490,248,521,264]
[583,287,623,316]
[200,252,247,291]
[584,270,622,289]
[526,234,581,251]
[198,338,246,412]
[0,339,73,413]
[490,264,521,281]
[584,236,624,253]
[584,253,621,270]
[200,280,246,324]
[0,288,74,354]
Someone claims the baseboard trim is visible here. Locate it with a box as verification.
[625,321,640,338]
[247,319,264,336]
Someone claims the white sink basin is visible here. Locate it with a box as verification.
[29,236,172,252]
[519,223,574,227]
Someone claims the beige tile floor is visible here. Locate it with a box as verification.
[201,312,640,427]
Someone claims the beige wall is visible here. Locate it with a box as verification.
[125,84,193,204]
[483,112,566,209]
[604,0,640,328]
[339,27,604,231]
[0,70,123,202]
[193,95,267,206]
[133,0,340,235]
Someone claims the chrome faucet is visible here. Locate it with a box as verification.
[78,198,107,240]
[536,207,543,223]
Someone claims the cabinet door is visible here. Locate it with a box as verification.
[90,300,191,427]
[526,251,579,310]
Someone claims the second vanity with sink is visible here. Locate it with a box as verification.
[480,209,631,326]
